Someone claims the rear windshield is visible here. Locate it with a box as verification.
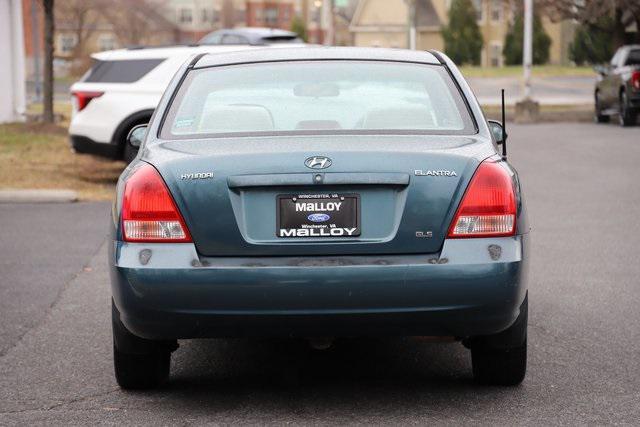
[161,61,475,138]
[83,59,165,83]
[261,35,302,43]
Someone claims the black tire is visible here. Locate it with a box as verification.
[112,111,152,163]
[468,296,528,386]
[123,141,139,164]
[594,91,609,123]
[471,340,527,386]
[112,301,175,390]
[619,90,637,127]
[113,343,170,390]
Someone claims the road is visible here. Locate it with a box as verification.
[1,122,639,425]
[467,75,594,106]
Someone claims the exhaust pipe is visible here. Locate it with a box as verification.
[307,337,334,350]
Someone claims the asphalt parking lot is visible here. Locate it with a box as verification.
[1,122,639,425]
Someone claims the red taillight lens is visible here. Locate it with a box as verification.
[448,161,516,238]
[71,91,103,111]
[122,164,192,243]
[632,71,640,91]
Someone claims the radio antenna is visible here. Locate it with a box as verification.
[501,89,507,158]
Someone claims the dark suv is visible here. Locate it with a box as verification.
[199,27,304,46]
[594,45,640,126]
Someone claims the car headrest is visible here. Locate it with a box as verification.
[362,106,435,129]
[295,120,342,130]
[198,105,274,133]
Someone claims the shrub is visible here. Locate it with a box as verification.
[442,0,483,65]
[503,13,551,65]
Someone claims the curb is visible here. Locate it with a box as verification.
[0,189,79,204]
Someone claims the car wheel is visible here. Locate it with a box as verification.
[113,343,170,390]
[594,91,609,123]
[471,340,527,386]
[123,140,139,164]
[619,91,637,127]
[468,295,527,386]
[112,301,174,389]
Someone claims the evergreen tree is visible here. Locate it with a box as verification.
[290,15,308,43]
[569,17,615,65]
[503,13,551,65]
[442,0,483,65]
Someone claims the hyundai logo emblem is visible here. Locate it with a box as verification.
[305,156,332,169]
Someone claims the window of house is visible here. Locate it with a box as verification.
[58,34,77,54]
[98,34,116,51]
[179,8,193,24]
[281,6,290,21]
[201,8,216,23]
[490,42,502,67]
[490,0,502,22]
[254,7,263,23]
[264,7,278,25]
[472,0,484,23]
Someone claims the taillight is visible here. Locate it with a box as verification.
[71,91,103,111]
[448,160,516,238]
[632,71,640,91]
[122,164,192,243]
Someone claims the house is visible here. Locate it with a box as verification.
[349,0,444,51]
[350,0,576,66]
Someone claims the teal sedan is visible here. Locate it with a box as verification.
[110,47,529,389]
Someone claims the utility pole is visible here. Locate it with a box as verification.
[522,0,532,99]
[515,0,539,123]
[406,0,416,50]
[323,0,334,46]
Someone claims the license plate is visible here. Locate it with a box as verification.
[277,193,360,238]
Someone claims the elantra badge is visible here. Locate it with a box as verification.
[305,156,332,169]
[414,170,457,177]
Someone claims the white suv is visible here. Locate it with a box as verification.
[69,44,304,162]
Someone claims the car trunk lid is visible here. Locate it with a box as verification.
[146,134,493,256]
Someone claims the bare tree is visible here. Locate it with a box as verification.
[98,0,178,47]
[537,0,640,49]
[55,0,100,60]
[42,0,54,123]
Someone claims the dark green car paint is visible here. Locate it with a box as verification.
[110,48,529,341]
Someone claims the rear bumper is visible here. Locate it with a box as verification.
[69,135,121,159]
[110,235,529,340]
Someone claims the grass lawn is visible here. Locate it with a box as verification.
[0,121,125,201]
[459,65,595,78]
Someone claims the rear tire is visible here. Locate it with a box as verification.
[113,344,170,390]
[112,301,175,389]
[468,295,528,386]
[594,91,609,123]
[619,91,637,127]
[471,340,527,386]
[123,140,139,164]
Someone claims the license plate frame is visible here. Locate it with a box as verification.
[276,193,360,238]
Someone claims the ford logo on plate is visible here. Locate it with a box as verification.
[308,213,330,223]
